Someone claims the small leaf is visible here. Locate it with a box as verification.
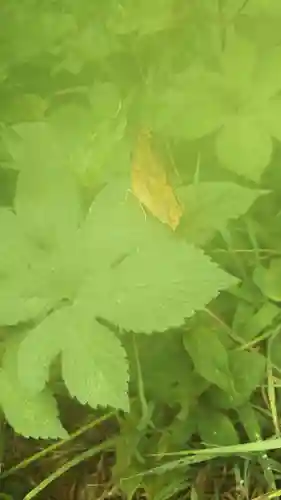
[253,47,281,100]
[178,182,263,245]
[197,407,239,446]
[269,331,281,369]
[261,99,281,141]
[123,331,206,405]
[216,116,272,181]
[183,327,233,392]
[254,260,281,301]
[209,350,266,408]
[221,31,256,92]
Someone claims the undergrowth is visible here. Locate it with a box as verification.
[1,0,281,498]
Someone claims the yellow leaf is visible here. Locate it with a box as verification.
[131,130,182,230]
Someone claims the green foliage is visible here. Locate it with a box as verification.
[1,2,281,497]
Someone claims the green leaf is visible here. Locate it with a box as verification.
[209,350,266,408]
[81,239,236,333]
[177,182,263,245]
[197,407,239,446]
[49,101,130,186]
[254,260,281,301]
[108,0,175,35]
[143,68,226,139]
[220,30,256,92]
[261,99,281,141]
[15,147,81,248]
[17,305,129,411]
[0,337,67,439]
[244,0,281,16]
[237,302,280,341]
[253,47,281,100]
[269,331,281,369]
[123,331,207,405]
[0,209,58,325]
[216,116,272,181]
[183,327,233,392]
[77,180,237,332]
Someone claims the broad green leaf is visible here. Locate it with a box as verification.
[177,182,262,245]
[57,23,118,73]
[0,337,67,439]
[0,209,57,325]
[80,237,237,333]
[17,306,129,411]
[220,31,256,92]
[209,350,266,408]
[253,48,281,101]
[142,68,226,139]
[261,99,281,141]
[77,181,151,272]
[15,157,81,248]
[77,180,237,332]
[216,116,272,181]
[244,0,281,16]
[197,407,239,446]
[183,327,233,392]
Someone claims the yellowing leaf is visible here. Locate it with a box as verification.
[131,129,182,230]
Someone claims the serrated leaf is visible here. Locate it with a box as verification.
[0,337,67,439]
[177,182,263,245]
[0,370,67,439]
[0,209,58,325]
[216,116,272,181]
[183,327,233,392]
[208,350,266,408]
[197,407,239,446]
[77,180,237,332]
[17,306,129,411]
[82,238,236,333]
